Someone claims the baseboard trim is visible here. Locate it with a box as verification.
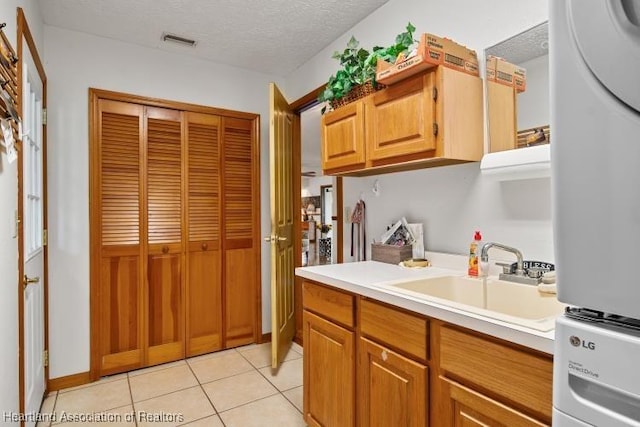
[48,371,91,392]
[260,333,272,343]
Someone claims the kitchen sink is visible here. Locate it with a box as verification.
[383,275,566,331]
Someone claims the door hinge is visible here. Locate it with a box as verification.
[433,122,439,136]
[42,108,47,126]
[43,350,49,367]
[432,87,438,102]
[43,229,48,246]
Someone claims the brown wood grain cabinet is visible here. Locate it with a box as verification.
[321,66,483,176]
[301,279,553,427]
[92,92,259,377]
[358,337,428,427]
[320,101,366,172]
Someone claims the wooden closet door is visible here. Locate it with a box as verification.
[185,112,223,357]
[222,117,258,347]
[145,107,185,365]
[96,99,145,375]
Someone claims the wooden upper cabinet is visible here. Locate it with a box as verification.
[321,66,483,176]
[321,101,366,172]
[185,112,222,357]
[366,72,436,163]
[487,81,517,153]
[145,107,185,365]
[95,99,145,375]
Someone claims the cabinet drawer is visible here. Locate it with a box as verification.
[447,380,548,427]
[360,298,428,362]
[303,281,354,328]
[440,326,552,422]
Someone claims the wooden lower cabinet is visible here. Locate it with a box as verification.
[445,380,547,427]
[301,280,553,427]
[358,337,428,427]
[303,310,355,427]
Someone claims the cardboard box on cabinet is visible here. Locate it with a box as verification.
[486,55,527,93]
[376,33,479,85]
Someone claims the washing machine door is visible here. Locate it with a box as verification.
[569,0,640,112]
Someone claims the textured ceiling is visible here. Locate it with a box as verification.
[486,21,548,65]
[38,0,390,76]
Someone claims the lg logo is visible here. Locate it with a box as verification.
[570,335,596,350]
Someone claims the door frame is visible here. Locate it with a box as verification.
[88,89,262,380]
[290,86,344,344]
[16,6,49,420]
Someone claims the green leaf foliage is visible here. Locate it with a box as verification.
[318,22,418,112]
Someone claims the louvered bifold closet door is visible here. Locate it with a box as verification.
[185,112,222,357]
[222,117,258,347]
[146,107,185,366]
[97,99,145,375]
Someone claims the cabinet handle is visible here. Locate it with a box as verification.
[162,245,169,254]
[201,243,208,251]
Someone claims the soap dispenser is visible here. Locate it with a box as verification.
[468,231,482,277]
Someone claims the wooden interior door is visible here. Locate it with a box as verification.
[222,116,258,347]
[269,83,295,368]
[145,107,185,365]
[95,99,145,375]
[185,112,222,357]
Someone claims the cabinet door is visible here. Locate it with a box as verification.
[303,310,355,427]
[321,101,366,172]
[447,380,547,427]
[146,107,184,365]
[185,112,222,357]
[222,117,258,347]
[358,337,428,427]
[96,99,145,375]
[366,72,436,163]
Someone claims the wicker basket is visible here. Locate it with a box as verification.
[330,80,384,110]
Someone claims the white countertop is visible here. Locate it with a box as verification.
[296,260,556,354]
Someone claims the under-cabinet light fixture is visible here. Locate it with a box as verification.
[161,33,197,47]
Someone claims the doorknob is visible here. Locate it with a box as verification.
[23,275,40,290]
[264,235,288,243]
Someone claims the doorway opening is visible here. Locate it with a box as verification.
[300,103,335,267]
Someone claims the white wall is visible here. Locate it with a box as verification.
[342,165,553,263]
[44,25,283,379]
[0,0,43,421]
[517,54,550,130]
[301,175,332,197]
[285,0,552,264]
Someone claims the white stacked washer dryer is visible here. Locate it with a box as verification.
[551,0,640,425]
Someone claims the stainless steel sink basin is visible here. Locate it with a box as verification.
[383,275,565,331]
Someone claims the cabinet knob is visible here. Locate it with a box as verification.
[162,245,169,254]
[201,243,208,251]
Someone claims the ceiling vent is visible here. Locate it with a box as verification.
[162,33,197,47]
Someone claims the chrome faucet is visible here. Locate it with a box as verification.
[479,242,538,285]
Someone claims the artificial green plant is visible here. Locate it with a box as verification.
[318,22,417,113]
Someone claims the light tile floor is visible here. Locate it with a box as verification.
[38,343,305,427]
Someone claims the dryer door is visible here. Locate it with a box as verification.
[569,0,640,112]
